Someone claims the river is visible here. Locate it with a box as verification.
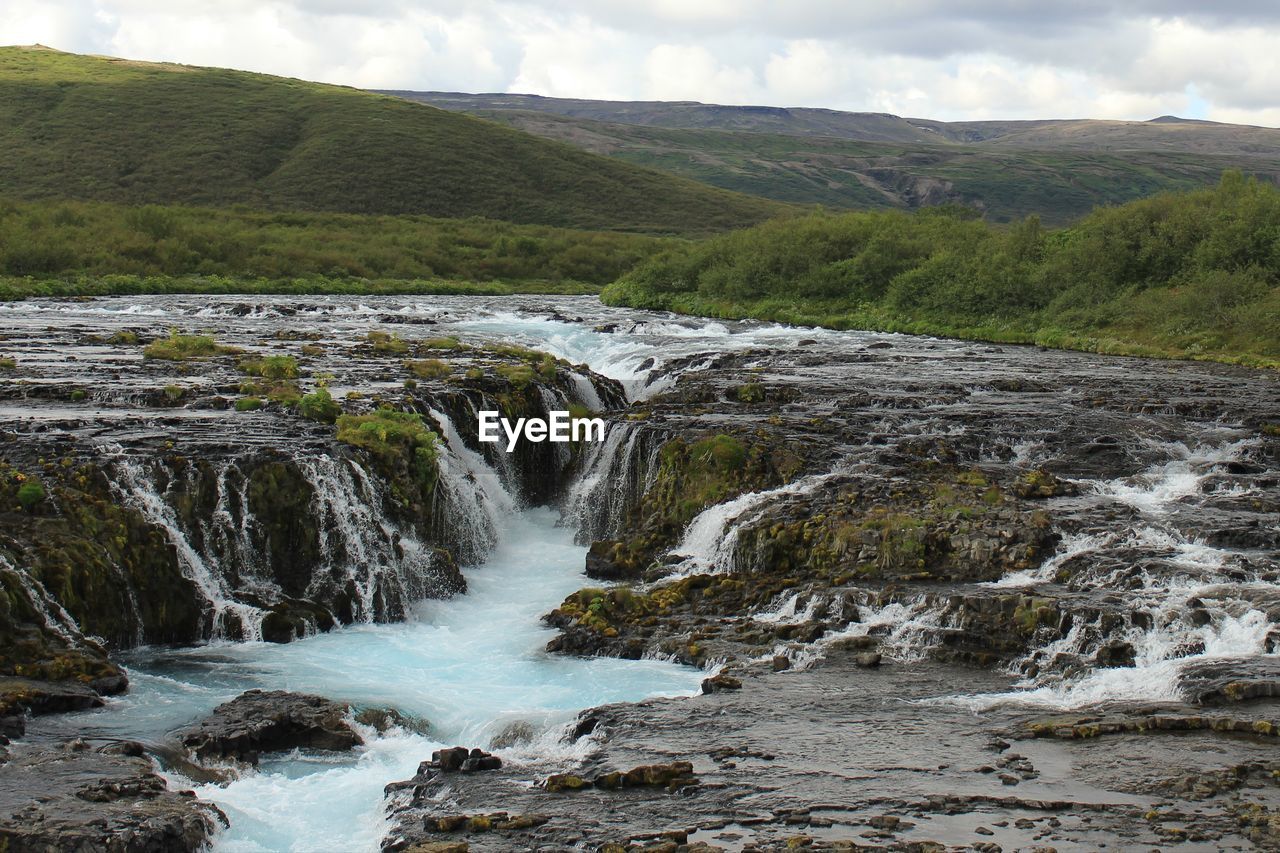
[4,294,1278,851]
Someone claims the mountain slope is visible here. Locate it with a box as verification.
[391,92,1280,223]
[401,91,1280,154]
[0,47,786,234]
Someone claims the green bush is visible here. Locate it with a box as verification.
[604,173,1280,366]
[235,396,264,411]
[405,358,450,380]
[16,479,45,510]
[298,387,341,423]
[367,331,408,354]
[143,330,231,360]
[335,409,439,492]
[240,355,300,380]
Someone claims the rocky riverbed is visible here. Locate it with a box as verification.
[0,295,1277,850]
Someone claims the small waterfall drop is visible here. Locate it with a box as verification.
[427,406,518,562]
[110,455,266,641]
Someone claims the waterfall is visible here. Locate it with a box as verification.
[669,470,841,575]
[0,554,86,645]
[110,456,266,641]
[537,386,573,477]
[569,371,605,411]
[295,454,452,620]
[939,436,1278,710]
[561,423,661,543]
[427,406,518,563]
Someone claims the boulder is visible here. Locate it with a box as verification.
[701,672,743,693]
[0,740,226,850]
[179,689,361,765]
[422,746,502,773]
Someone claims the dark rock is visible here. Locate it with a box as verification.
[424,746,502,773]
[0,741,226,850]
[545,761,697,793]
[354,706,430,735]
[771,655,791,672]
[855,652,883,668]
[179,689,361,765]
[570,715,600,740]
[1094,641,1136,668]
[0,677,107,727]
[584,540,645,581]
[701,672,743,693]
[490,720,535,749]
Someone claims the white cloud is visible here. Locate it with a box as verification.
[1,1,1277,125]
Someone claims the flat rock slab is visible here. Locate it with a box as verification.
[0,740,225,851]
[179,689,361,765]
[0,676,109,739]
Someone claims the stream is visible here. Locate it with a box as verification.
[3,294,1278,851]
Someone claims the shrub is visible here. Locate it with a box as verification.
[297,387,341,423]
[689,434,748,471]
[367,331,408,354]
[0,358,15,370]
[143,330,230,360]
[335,409,439,492]
[240,355,299,380]
[405,358,450,380]
[17,480,46,510]
[497,364,536,386]
[235,396,263,411]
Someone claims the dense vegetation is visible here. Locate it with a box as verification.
[0,199,679,291]
[0,47,784,234]
[604,174,1280,366]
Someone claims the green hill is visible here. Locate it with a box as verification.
[604,173,1280,367]
[0,46,786,234]
[393,92,1280,224]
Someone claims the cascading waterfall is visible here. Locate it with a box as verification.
[669,470,842,575]
[569,371,605,411]
[427,406,517,561]
[110,455,266,641]
[0,554,85,645]
[295,454,449,619]
[538,386,574,476]
[561,422,662,542]
[940,436,1278,709]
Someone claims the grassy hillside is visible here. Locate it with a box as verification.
[0,47,785,234]
[394,92,1280,224]
[0,199,676,286]
[402,92,1280,154]
[458,110,1280,224]
[604,173,1280,367]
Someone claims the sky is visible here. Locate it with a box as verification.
[4,1,1280,125]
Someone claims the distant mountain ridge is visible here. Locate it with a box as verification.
[381,91,1280,223]
[384,91,1280,155]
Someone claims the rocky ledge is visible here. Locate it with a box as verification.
[381,656,1280,850]
[0,738,227,852]
[179,689,362,766]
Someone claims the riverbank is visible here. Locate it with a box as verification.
[0,273,602,301]
[602,174,1280,370]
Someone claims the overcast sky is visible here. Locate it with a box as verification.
[5,1,1280,125]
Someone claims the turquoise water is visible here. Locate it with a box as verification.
[54,507,703,852]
